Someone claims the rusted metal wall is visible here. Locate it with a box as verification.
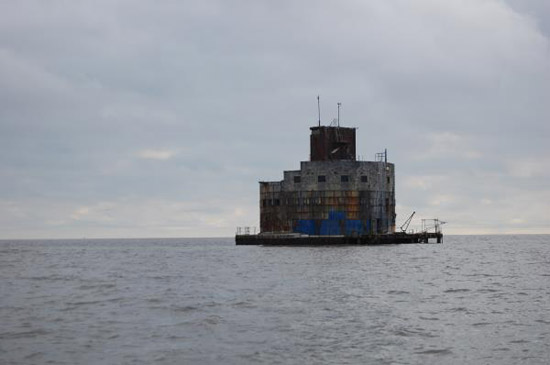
[260,160,396,235]
[310,126,356,161]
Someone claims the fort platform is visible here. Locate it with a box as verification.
[235,232,443,245]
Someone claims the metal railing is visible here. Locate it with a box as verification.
[236,226,257,235]
[421,219,446,234]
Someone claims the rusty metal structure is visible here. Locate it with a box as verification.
[259,125,396,236]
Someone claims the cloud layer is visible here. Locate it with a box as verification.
[1,0,549,238]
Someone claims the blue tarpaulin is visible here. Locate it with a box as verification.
[328,210,346,220]
[319,220,341,235]
[293,211,372,236]
[345,220,363,236]
[295,219,316,235]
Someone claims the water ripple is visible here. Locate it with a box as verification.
[1,236,549,364]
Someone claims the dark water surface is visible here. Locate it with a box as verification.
[1,236,549,364]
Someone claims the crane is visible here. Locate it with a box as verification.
[400,211,416,233]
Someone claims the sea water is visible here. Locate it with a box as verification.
[1,235,549,364]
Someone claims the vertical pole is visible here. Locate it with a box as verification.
[317,95,321,127]
[385,148,387,163]
[337,102,341,127]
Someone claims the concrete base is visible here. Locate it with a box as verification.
[235,232,443,245]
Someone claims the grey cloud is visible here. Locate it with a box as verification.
[0,0,549,238]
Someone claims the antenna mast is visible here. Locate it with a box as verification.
[337,102,341,127]
[317,95,321,127]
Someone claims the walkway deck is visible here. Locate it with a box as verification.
[235,232,443,245]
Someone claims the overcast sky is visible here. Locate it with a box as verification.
[1,0,549,238]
